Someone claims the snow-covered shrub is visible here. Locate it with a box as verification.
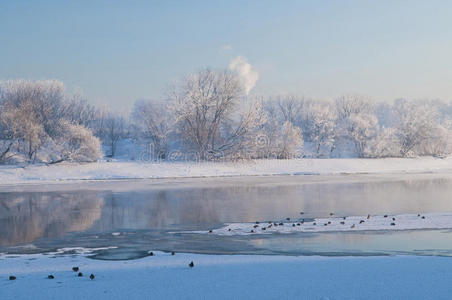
[365,128,401,158]
[54,121,102,162]
[417,124,452,157]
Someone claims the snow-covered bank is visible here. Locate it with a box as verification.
[1,157,452,185]
[188,213,452,236]
[1,251,452,300]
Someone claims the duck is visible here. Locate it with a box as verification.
[279,222,284,226]
[392,217,396,221]
[9,276,16,280]
[72,267,79,272]
[351,224,355,229]
[367,214,370,219]
[189,261,194,268]
[384,215,388,218]
[78,272,83,277]
[48,275,54,279]
[149,252,154,256]
[208,230,213,233]
[90,274,95,280]
[228,228,232,232]
[292,223,296,227]
[300,212,304,215]
[297,223,301,226]
[255,221,260,224]
[421,216,426,219]
[340,221,345,225]
[286,218,291,221]
[253,224,259,228]
[171,252,175,256]
[359,220,365,224]
[313,222,317,225]
[261,227,266,231]
[390,223,396,226]
[327,221,331,224]
[330,213,334,216]
[251,230,254,233]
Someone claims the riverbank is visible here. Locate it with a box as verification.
[1,157,452,186]
[1,251,451,299]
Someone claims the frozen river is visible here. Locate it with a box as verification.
[2,173,452,259]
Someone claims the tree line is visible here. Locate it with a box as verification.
[1,69,452,164]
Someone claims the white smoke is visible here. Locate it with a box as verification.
[228,56,259,95]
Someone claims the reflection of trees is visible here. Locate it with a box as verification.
[0,191,103,246]
[90,176,452,231]
[3,176,452,247]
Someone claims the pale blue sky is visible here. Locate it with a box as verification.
[1,0,452,109]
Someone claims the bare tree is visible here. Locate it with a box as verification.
[103,113,127,157]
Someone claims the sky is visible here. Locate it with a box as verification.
[1,0,452,110]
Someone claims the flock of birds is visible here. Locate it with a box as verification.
[7,212,429,281]
[8,252,195,281]
[8,266,95,281]
[208,211,428,234]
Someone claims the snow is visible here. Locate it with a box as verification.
[1,250,452,299]
[187,213,452,236]
[1,157,452,186]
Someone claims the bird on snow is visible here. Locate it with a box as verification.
[189,261,194,268]
[90,274,95,280]
[72,267,79,272]
[78,272,83,277]
[48,275,54,279]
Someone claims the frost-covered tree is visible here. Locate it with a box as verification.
[334,94,378,157]
[132,100,174,159]
[365,127,401,158]
[0,80,102,163]
[393,100,439,157]
[260,99,303,158]
[303,102,337,157]
[276,121,303,159]
[418,123,452,157]
[170,69,265,159]
[343,113,379,157]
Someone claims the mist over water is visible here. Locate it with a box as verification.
[2,174,452,259]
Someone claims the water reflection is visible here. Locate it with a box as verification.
[1,175,452,257]
[0,191,103,246]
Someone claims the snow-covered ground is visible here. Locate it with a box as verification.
[1,157,452,185]
[1,250,452,300]
[188,213,452,236]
